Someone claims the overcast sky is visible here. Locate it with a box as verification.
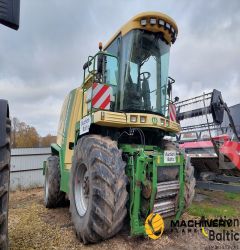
[0,0,239,136]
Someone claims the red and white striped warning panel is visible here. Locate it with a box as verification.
[169,103,177,122]
[91,82,111,110]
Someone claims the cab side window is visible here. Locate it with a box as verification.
[57,94,70,138]
[106,37,119,56]
[105,37,120,86]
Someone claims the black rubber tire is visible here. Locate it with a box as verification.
[163,140,196,209]
[44,156,65,208]
[0,117,11,250]
[184,157,196,208]
[70,135,128,244]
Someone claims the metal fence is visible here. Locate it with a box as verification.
[10,147,51,190]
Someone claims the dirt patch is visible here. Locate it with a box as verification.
[8,188,240,250]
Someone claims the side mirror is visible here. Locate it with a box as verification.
[211,89,224,125]
[167,82,172,96]
[83,61,92,70]
[0,0,20,30]
[97,54,104,74]
[167,77,175,97]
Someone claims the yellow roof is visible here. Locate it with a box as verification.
[104,11,178,49]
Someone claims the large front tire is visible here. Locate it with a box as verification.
[70,135,128,244]
[0,102,11,250]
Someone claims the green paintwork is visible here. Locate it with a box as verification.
[60,168,70,193]
[60,89,76,193]
[119,143,185,236]
[50,143,61,155]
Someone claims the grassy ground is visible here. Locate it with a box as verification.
[187,189,240,218]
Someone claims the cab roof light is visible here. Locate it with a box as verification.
[150,18,157,25]
[159,19,165,26]
[173,32,177,41]
[166,22,171,30]
[140,19,147,26]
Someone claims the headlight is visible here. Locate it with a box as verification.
[159,19,165,26]
[101,111,105,120]
[130,115,138,122]
[166,22,171,30]
[140,116,146,123]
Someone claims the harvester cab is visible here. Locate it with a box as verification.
[44,12,196,244]
[176,89,240,192]
[81,14,178,119]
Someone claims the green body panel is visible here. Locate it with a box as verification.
[50,143,61,155]
[60,89,76,193]
[43,143,71,194]
[60,167,70,193]
[119,144,185,236]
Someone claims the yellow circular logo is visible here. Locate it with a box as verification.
[145,213,165,240]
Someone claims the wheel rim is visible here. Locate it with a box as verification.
[74,164,89,216]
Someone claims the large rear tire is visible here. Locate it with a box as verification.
[70,135,128,244]
[184,157,196,208]
[0,101,11,250]
[44,156,65,208]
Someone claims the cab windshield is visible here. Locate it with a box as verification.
[119,30,170,115]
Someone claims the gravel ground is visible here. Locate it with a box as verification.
[8,188,240,250]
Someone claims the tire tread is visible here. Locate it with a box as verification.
[44,156,65,208]
[70,135,128,244]
[0,116,11,250]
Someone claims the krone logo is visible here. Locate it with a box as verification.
[145,213,164,240]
